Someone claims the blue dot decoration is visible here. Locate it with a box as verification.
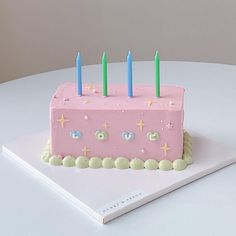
[70,130,82,139]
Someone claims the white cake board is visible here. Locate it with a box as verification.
[2,131,236,224]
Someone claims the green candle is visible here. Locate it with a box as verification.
[155,50,160,97]
[102,52,108,96]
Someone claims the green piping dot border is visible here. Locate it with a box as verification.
[40,131,193,171]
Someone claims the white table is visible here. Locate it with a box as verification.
[0,61,236,235]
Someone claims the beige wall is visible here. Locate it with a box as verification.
[1,0,236,83]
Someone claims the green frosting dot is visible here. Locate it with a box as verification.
[144,159,159,170]
[75,156,89,168]
[184,133,191,139]
[184,134,192,140]
[184,146,192,155]
[102,158,115,169]
[159,160,173,171]
[63,156,75,167]
[49,155,62,166]
[115,157,130,169]
[183,153,193,165]
[184,132,190,138]
[184,141,192,149]
[130,158,144,170]
[41,151,51,163]
[173,159,187,171]
[89,157,102,168]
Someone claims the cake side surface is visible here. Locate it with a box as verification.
[50,83,184,161]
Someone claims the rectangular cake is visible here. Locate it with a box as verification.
[50,83,184,161]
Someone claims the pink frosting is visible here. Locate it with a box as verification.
[50,83,184,160]
[51,83,184,111]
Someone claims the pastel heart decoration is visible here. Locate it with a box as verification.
[122,131,135,141]
[70,130,82,139]
[147,132,160,141]
[95,130,108,140]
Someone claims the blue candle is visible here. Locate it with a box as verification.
[127,51,133,97]
[76,52,82,96]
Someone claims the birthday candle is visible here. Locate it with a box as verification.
[76,52,82,96]
[102,52,108,96]
[127,51,133,97]
[155,50,160,97]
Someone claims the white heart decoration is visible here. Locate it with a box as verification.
[122,131,135,141]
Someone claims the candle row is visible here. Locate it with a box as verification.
[76,51,160,97]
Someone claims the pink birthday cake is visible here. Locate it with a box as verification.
[41,52,192,170]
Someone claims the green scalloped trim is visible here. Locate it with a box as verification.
[40,131,193,171]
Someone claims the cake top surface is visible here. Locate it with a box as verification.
[50,83,184,110]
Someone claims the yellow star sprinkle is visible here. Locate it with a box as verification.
[83,100,89,104]
[57,114,69,128]
[136,120,145,131]
[103,122,109,129]
[161,143,171,156]
[82,146,90,157]
[147,100,153,107]
[87,84,94,91]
